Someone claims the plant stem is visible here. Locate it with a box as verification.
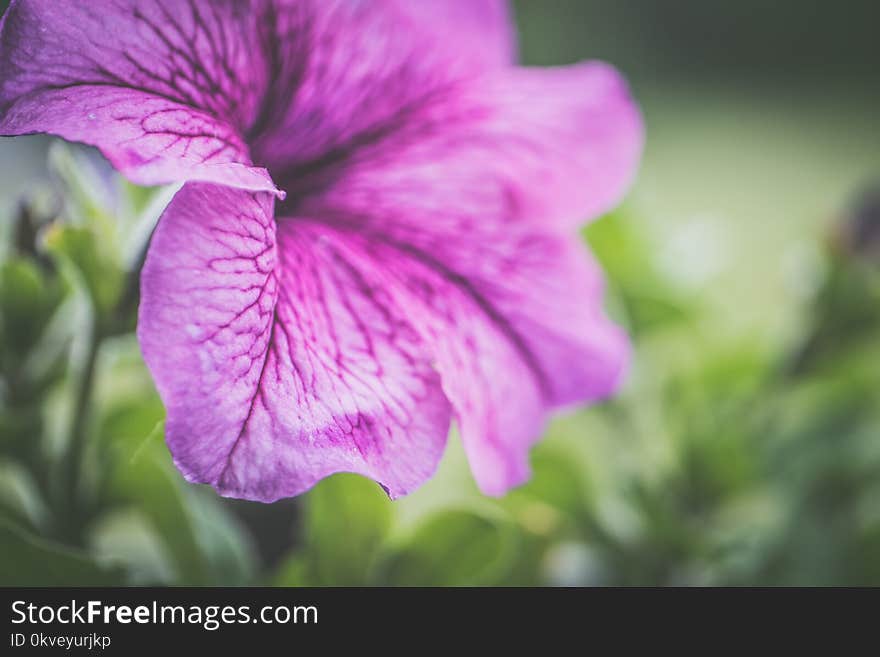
[59,319,100,542]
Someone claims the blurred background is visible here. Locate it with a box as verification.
[1,0,879,586]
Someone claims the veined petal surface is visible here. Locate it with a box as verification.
[0,0,279,192]
[138,183,453,501]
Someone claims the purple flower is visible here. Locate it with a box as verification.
[0,1,643,501]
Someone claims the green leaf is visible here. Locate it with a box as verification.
[506,446,593,525]
[106,447,211,584]
[585,208,695,335]
[272,554,311,587]
[97,390,208,584]
[301,473,393,586]
[378,509,519,586]
[273,473,393,586]
[0,258,66,386]
[100,394,255,585]
[0,519,124,585]
[48,142,115,226]
[119,182,177,270]
[87,508,176,585]
[0,458,51,532]
[43,224,124,320]
[186,488,257,586]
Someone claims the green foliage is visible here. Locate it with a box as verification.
[0,519,124,586]
[585,209,694,335]
[378,509,519,586]
[0,259,62,359]
[43,224,124,322]
[286,474,393,585]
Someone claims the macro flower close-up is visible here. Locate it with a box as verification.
[0,0,643,501]
[3,0,877,596]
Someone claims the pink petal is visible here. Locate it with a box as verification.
[293,61,644,229]
[138,183,452,502]
[250,0,517,173]
[286,62,640,494]
[0,0,278,193]
[389,0,516,66]
[317,223,629,496]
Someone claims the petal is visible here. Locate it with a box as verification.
[138,183,452,502]
[287,63,639,494]
[338,225,629,496]
[389,0,516,67]
[250,0,517,173]
[0,0,278,193]
[292,61,643,228]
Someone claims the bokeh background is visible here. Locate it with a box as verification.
[1,1,879,586]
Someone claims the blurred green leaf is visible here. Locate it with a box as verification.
[294,473,393,586]
[0,458,50,532]
[272,554,311,587]
[186,488,256,586]
[88,508,176,585]
[48,142,115,226]
[787,258,880,375]
[378,509,519,586]
[44,224,124,321]
[0,258,66,392]
[586,209,695,335]
[504,446,593,538]
[0,519,123,585]
[99,389,256,585]
[105,446,210,585]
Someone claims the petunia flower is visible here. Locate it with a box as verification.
[0,1,643,501]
